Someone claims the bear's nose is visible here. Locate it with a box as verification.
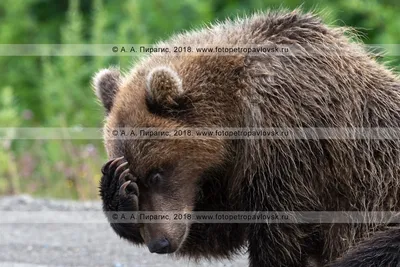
[147,237,171,254]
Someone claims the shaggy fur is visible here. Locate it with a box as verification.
[329,228,400,267]
[94,9,400,267]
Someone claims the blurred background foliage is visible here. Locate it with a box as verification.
[0,0,399,199]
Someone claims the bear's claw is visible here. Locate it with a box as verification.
[114,161,128,179]
[119,168,131,183]
[101,157,114,175]
[119,180,131,196]
[99,156,143,244]
[100,156,140,213]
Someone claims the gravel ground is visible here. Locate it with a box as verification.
[0,195,248,267]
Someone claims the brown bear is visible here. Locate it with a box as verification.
[93,9,400,267]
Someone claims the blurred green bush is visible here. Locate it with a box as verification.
[0,0,399,199]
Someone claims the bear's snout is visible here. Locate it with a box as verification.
[147,237,171,254]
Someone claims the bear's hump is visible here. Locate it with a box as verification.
[156,9,333,48]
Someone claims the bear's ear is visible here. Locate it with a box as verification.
[145,66,183,110]
[92,67,121,113]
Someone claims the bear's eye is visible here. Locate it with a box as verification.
[147,172,162,187]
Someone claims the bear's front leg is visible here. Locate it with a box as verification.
[99,156,144,244]
[248,224,309,267]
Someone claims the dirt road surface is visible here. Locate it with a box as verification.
[0,195,248,267]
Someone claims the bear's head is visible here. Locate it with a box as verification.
[92,55,244,253]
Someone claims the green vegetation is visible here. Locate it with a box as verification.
[0,0,399,199]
